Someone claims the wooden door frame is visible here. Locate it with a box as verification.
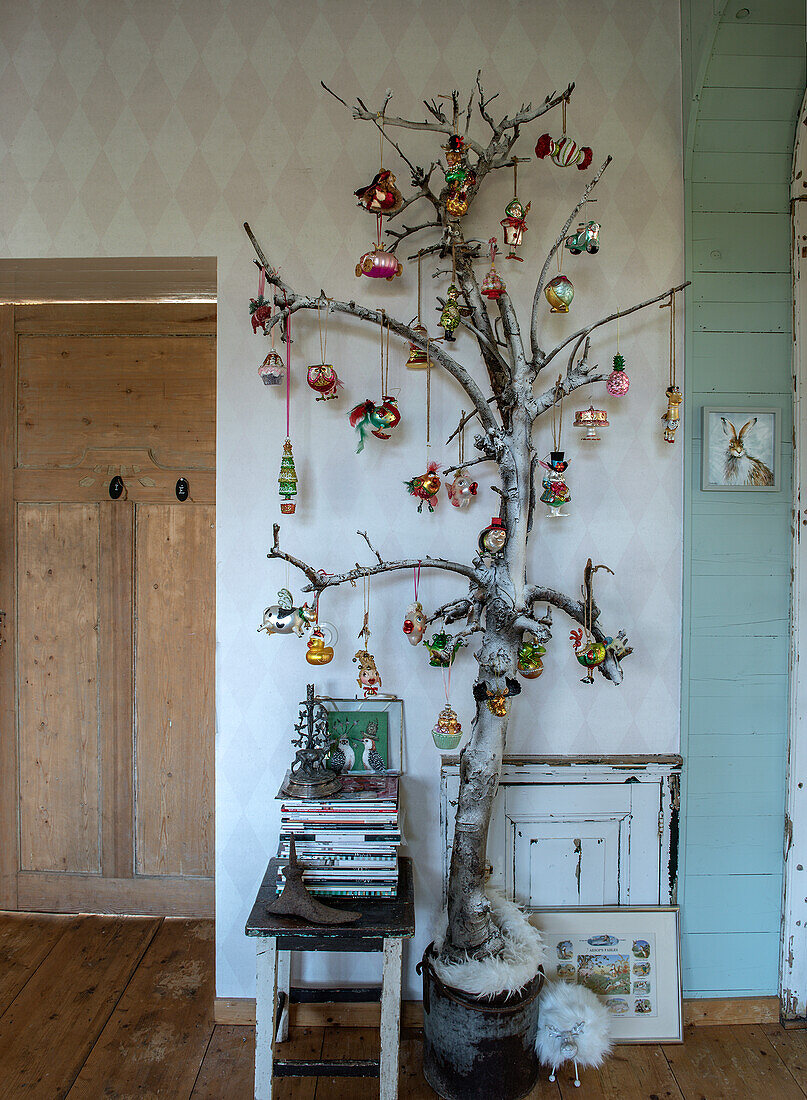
[0,301,216,916]
[782,87,807,1021]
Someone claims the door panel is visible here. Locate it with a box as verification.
[135,504,214,877]
[17,335,215,468]
[17,503,101,874]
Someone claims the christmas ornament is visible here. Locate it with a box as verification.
[481,237,506,300]
[442,134,475,219]
[403,602,426,645]
[354,169,404,215]
[660,290,681,443]
[565,220,600,255]
[307,298,342,400]
[447,470,478,508]
[432,704,462,750]
[356,245,402,281]
[499,163,529,261]
[425,631,465,668]
[473,676,521,716]
[278,438,298,514]
[541,382,570,517]
[349,318,400,451]
[354,577,382,696]
[407,255,431,369]
[306,622,338,665]
[540,453,571,517]
[570,628,607,682]
[440,284,461,340]
[535,102,592,170]
[249,266,272,333]
[536,981,614,1089]
[259,349,285,386]
[574,405,609,442]
[354,649,381,696]
[478,517,507,555]
[545,274,574,313]
[606,353,630,397]
[349,396,401,452]
[405,461,441,512]
[518,636,546,679]
[258,588,313,637]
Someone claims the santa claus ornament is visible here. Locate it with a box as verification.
[535,98,593,171]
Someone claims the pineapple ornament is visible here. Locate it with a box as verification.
[606,312,630,396]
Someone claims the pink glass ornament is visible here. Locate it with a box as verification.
[606,353,630,396]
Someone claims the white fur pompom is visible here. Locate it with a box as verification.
[536,980,613,1084]
[432,890,546,999]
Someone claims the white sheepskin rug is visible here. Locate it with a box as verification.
[536,980,613,1086]
[431,890,546,999]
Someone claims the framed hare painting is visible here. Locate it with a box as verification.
[702,407,781,492]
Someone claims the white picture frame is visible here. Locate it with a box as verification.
[317,695,404,775]
[528,906,682,1043]
[701,406,781,491]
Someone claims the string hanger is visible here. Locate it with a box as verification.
[459,409,466,467]
[379,310,391,396]
[551,375,564,451]
[417,250,423,326]
[425,337,432,462]
[317,296,330,363]
[658,291,678,386]
[359,575,372,647]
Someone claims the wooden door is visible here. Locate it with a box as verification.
[0,303,216,915]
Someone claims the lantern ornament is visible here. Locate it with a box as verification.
[259,349,285,386]
[432,704,463,750]
[574,406,609,442]
[478,517,507,556]
[481,237,506,300]
[606,352,630,396]
[278,438,298,514]
[500,197,530,261]
[545,274,574,313]
[406,323,430,368]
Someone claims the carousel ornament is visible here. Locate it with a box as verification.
[545,274,575,313]
[425,631,465,668]
[478,516,507,555]
[574,406,609,442]
[518,636,546,679]
[481,237,506,300]
[405,461,441,512]
[535,102,592,170]
[565,220,600,255]
[259,349,285,386]
[278,438,298,514]
[606,352,630,396]
[432,704,463,750]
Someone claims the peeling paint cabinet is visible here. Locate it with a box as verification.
[441,758,681,909]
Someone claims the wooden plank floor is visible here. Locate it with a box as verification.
[1,913,806,1099]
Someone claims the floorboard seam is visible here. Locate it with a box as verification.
[187,1021,218,1098]
[0,917,72,1024]
[62,916,164,1099]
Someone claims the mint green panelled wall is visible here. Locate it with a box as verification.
[681,1,804,997]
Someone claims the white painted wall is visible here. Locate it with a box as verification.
[0,0,683,1001]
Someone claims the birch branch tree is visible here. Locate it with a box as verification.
[247,74,688,965]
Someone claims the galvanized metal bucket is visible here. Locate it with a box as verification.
[418,943,545,1100]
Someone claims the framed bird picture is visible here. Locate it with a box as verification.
[319,696,404,775]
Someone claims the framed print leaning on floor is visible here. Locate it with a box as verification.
[701,407,780,491]
[529,907,682,1043]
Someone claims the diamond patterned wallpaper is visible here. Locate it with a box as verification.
[0,0,684,1000]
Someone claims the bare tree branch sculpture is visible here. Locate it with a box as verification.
[247,74,688,964]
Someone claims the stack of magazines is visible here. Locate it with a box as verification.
[276,774,401,898]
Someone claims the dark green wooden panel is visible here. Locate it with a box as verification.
[706,53,805,88]
[693,273,791,302]
[693,301,790,332]
[689,331,792,392]
[691,152,791,183]
[698,86,803,121]
[714,22,805,55]
[695,119,796,153]
[692,213,790,272]
[692,181,789,213]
